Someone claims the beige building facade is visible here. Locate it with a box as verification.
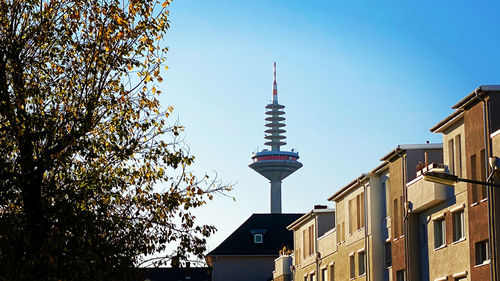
[272,85,500,281]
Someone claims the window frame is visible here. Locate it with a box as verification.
[349,254,355,279]
[329,264,335,281]
[434,218,446,249]
[385,242,392,268]
[358,251,366,276]
[396,270,406,281]
[321,267,327,281]
[452,210,465,242]
[253,233,263,244]
[475,240,490,265]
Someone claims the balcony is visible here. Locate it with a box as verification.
[407,164,453,213]
[273,254,292,280]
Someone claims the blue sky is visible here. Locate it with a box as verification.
[158,0,500,253]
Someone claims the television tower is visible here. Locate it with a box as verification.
[249,62,303,213]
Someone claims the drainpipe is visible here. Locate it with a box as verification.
[477,91,496,281]
[358,176,370,281]
[401,152,409,281]
[315,214,320,281]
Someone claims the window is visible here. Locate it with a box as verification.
[254,233,263,244]
[303,225,314,258]
[475,240,489,265]
[434,218,446,249]
[309,225,314,256]
[393,198,399,237]
[349,254,355,279]
[341,221,345,241]
[303,229,308,259]
[480,149,487,200]
[385,180,391,217]
[400,196,403,236]
[310,273,316,281]
[336,224,341,244]
[321,268,327,281]
[329,265,335,281]
[381,180,391,218]
[360,192,365,228]
[472,151,487,203]
[348,199,354,234]
[356,195,361,230]
[471,154,478,203]
[358,251,366,276]
[448,139,455,174]
[396,270,405,281]
[385,242,392,268]
[455,135,462,177]
[452,210,465,242]
[304,276,308,281]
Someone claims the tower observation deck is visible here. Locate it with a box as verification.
[249,62,303,213]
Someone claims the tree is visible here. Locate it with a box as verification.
[0,0,227,280]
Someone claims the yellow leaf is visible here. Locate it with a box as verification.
[162,1,169,8]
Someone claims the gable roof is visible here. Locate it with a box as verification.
[206,213,303,257]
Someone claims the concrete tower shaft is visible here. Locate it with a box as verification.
[249,62,302,214]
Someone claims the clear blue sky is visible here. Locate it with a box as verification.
[158,0,500,253]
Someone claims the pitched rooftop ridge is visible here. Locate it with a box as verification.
[380,143,443,162]
[287,207,335,231]
[430,85,500,133]
[452,85,500,110]
[327,174,367,202]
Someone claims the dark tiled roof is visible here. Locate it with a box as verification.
[135,267,211,281]
[207,213,303,256]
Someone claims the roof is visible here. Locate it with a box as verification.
[206,213,303,257]
[452,85,500,110]
[287,208,335,231]
[135,267,211,281]
[370,161,389,175]
[380,143,442,162]
[430,85,500,133]
[429,110,463,133]
[327,174,367,202]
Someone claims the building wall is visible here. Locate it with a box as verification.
[464,101,490,281]
[389,157,406,281]
[492,125,500,280]
[211,256,276,281]
[418,190,470,281]
[368,175,384,281]
[413,118,471,281]
[292,211,337,281]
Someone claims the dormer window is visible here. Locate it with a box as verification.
[254,233,264,244]
[250,229,267,244]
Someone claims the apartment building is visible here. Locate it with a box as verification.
[278,143,442,281]
[379,144,443,281]
[285,206,336,281]
[272,85,500,281]
[326,173,381,281]
[406,114,470,281]
[426,85,500,281]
